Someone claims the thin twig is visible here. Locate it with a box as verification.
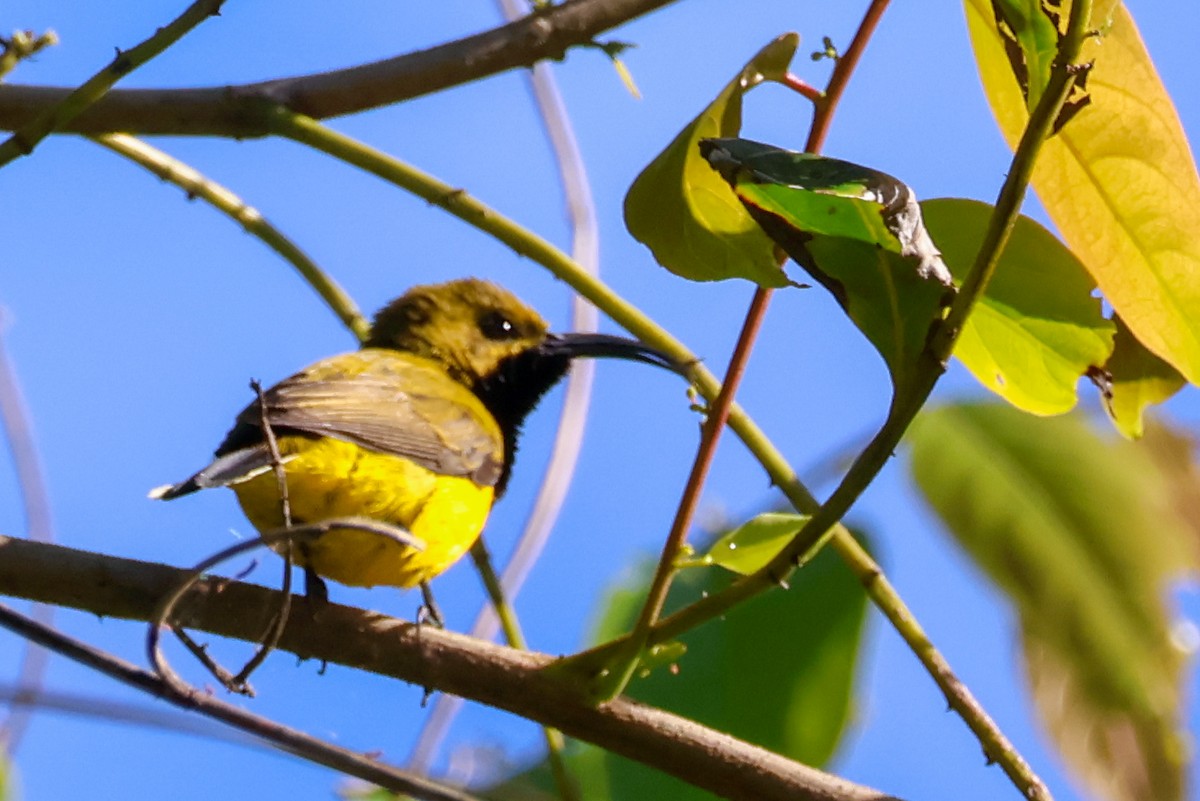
[228,380,295,689]
[0,0,224,168]
[591,287,770,701]
[0,0,682,137]
[172,626,245,692]
[0,601,481,801]
[92,133,369,340]
[467,540,528,651]
[150,520,423,695]
[0,316,55,754]
[805,0,891,153]
[0,682,264,748]
[781,73,823,103]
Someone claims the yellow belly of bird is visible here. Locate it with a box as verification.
[230,435,494,588]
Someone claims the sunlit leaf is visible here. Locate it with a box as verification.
[922,197,1114,414]
[704,511,808,575]
[702,137,954,397]
[583,536,869,799]
[909,402,1192,801]
[965,0,1200,384]
[1102,316,1186,439]
[623,35,797,287]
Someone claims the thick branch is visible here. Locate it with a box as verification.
[0,535,898,801]
[0,0,677,137]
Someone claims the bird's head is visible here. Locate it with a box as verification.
[367,278,554,385]
[366,278,680,388]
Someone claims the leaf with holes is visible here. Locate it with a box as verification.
[922,198,1114,415]
[1101,316,1186,439]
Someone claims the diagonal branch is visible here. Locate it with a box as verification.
[0,535,901,801]
[0,0,679,138]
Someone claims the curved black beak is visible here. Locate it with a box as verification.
[539,332,685,374]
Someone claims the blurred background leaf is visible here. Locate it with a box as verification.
[909,402,1194,801]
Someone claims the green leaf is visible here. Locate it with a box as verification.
[989,0,1061,109]
[965,0,1200,385]
[921,198,1114,415]
[623,35,797,287]
[702,137,954,397]
[987,0,1098,128]
[585,535,869,799]
[1102,316,1186,439]
[909,402,1192,801]
[704,512,809,575]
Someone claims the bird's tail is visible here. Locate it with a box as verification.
[148,445,293,501]
[147,478,202,501]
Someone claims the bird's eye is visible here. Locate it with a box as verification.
[479,310,519,340]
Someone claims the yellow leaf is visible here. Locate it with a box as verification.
[611,56,641,100]
[1102,316,1185,438]
[965,1,1200,384]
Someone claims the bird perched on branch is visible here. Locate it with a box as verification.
[151,278,679,605]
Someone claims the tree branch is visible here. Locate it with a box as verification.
[0,0,678,137]
[0,535,900,801]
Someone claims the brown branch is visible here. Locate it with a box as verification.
[0,535,901,801]
[0,0,678,138]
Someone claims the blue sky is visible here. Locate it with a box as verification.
[1,1,1198,800]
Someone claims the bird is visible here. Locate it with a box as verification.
[151,277,679,607]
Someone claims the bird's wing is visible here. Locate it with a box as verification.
[218,350,504,486]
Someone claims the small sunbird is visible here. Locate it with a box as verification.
[152,278,678,597]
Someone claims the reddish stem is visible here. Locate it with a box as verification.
[781,73,823,104]
[806,0,892,153]
[631,288,771,631]
[611,0,896,695]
